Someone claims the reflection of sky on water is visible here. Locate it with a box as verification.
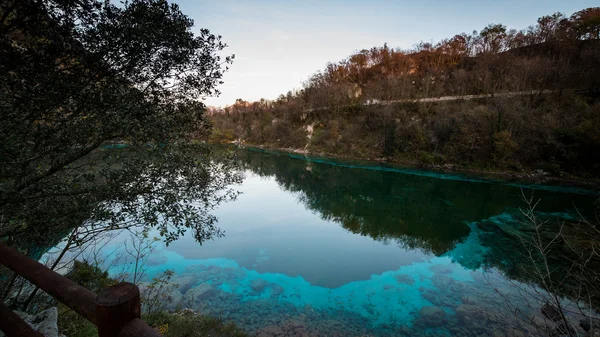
[162,172,430,288]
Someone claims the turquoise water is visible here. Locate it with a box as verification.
[87,149,597,336]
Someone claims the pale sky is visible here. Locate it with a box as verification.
[173,0,598,107]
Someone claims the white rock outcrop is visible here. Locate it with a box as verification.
[0,307,60,337]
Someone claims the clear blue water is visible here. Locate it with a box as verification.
[73,149,598,336]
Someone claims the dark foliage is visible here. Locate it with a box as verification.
[0,0,242,249]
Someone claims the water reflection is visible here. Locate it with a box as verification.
[235,148,594,258]
[99,148,598,336]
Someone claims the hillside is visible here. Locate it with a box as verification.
[209,7,600,180]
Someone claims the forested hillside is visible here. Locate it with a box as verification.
[209,8,600,179]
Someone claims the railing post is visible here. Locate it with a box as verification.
[96,283,141,337]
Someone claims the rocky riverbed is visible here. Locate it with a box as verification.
[138,262,590,337]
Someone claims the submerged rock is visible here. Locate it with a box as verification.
[256,325,284,337]
[166,288,184,309]
[171,274,200,294]
[394,274,415,285]
[432,273,454,289]
[455,304,485,324]
[270,284,284,298]
[541,303,562,322]
[430,264,453,274]
[448,281,468,294]
[139,281,184,309]
[422,289,459,308]
[146,250,168,266]
[280,318,309,336]
[251,279,268,293]
[186,284,216,303]
[418,306,446,326]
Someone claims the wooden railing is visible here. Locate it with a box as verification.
[0,241,162,337]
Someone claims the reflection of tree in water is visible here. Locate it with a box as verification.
[235,148,596,258]
[474,209,600,309]
[234,147,600,327]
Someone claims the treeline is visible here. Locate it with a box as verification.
[209,8,600,178]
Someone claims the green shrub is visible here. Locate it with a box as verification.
[418,152,446,167]
[493,130,518,163]
[57,304,98,337]
[58,260,116,336]
[310,127,325,149]
[66,260,116,293]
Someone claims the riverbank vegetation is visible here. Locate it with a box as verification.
[210,7,600,180]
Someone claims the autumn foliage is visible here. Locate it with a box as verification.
[210,8,600,178]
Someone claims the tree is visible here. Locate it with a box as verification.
[570,7,600,40]
[479,23,508,54]
[0,0,241,250]
[535,12,566,42]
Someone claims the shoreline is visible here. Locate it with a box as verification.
[219,141,600,194]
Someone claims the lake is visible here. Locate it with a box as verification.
[87,148,598,336]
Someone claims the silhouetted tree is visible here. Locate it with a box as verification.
[0,0,241,248]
